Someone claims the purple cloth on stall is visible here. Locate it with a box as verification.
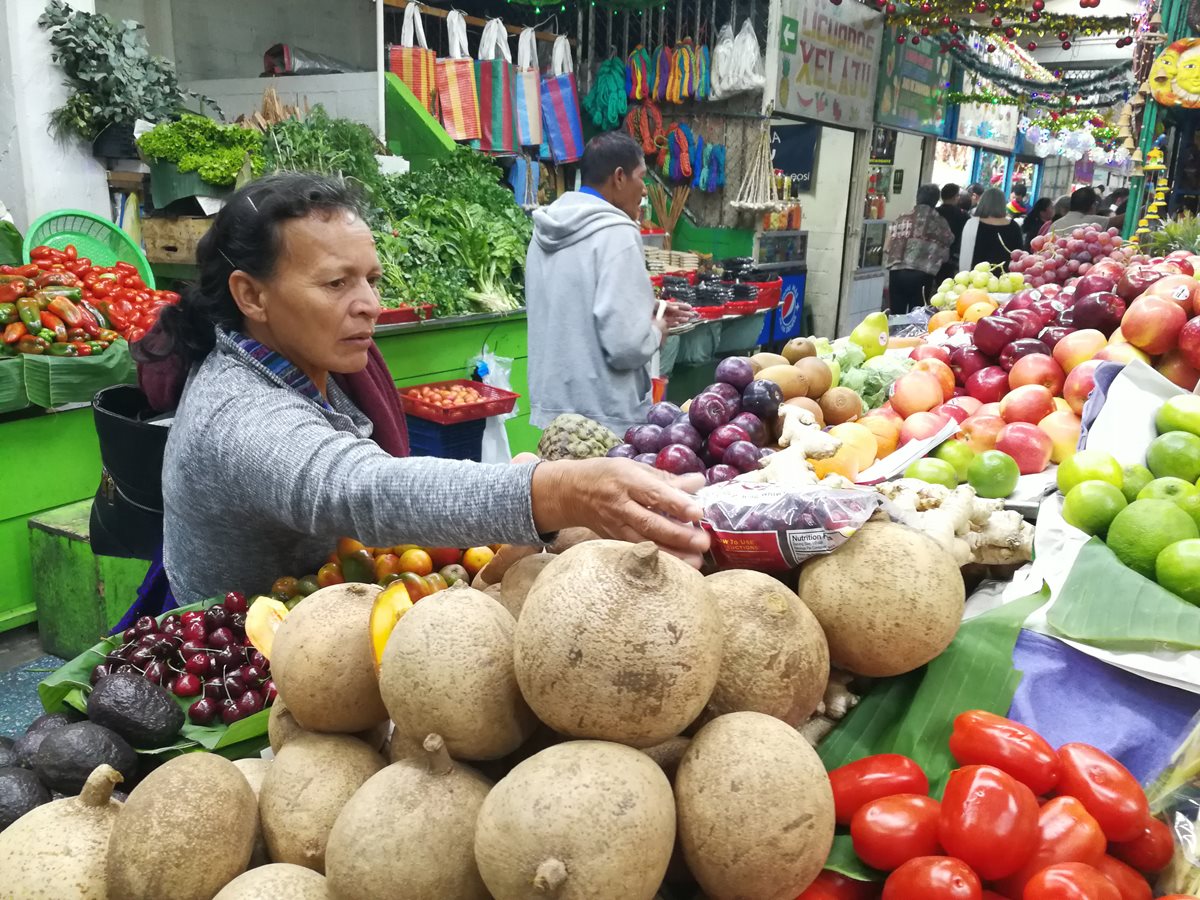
[1007,630,1200,782]
[1077,360,1127,449]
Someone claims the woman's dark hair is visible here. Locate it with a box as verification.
[134,173,364,367]
[1022,197,1054,245]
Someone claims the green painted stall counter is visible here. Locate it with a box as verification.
[28,499,149,660]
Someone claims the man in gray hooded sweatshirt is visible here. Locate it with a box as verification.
[526,133,689,435]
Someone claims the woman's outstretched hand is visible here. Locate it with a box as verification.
[530,458,710,568]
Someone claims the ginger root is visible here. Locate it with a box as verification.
[738,444,820,486]
[778,406,841,459]
[799,670,861,747]
[876,482,1032,567]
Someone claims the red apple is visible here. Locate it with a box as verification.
[1003,288,1044,313]
[1000,384,1057,425]
[1009,354,1066,395]
[1143,274,1200,314]
[1029,299,1063,326]
[1073,292,1127,336]
[1116,265,1167,302]
[950,347,994,385]
[1052,329,1107,373]
[1063,359,1102,415]
[912,359,955,402]
[974,315,1025,358]
[1095,342,1152,365]
[1157,349,1200,390]
[933,402,970,424]
[899,411,950,446]
[966,366,1010,404]
[945,321,977,338]
[1155,258,1194,277]
[1038,325,1075,348]
[1006,309,1046,339]
[946,396,982,417]
[1073,272,1117,298]
[978,402,1002,417]
[1055,306,1075,327]
[1179,316,1200,369]
[891,372,945,418]
[999,338,1053,371]
[909,344,952,366]
[996,422,1054,474]
[1090,258,1124,280]
[1121,296,1188,355]
[959,413,1006,454]
[1038,410,1083,464]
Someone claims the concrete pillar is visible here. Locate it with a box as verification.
[0,0,110,233]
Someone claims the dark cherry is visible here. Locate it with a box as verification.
[160,621,183,638]
[188,697,217,725]
[90,664,111,685]
[114,664,137,675]
[249,650,269,670]
[122,627,138,643]
[204,606,229,630]
[236,690,263,717]
[179,639,207,657]
[222,674,248,697]
[161,614,182,629]
[144,660,167,685]
[183,654,210,677]
[181,610,205,626]
[105,650,127,667]
[239,665,266,689]
[228,612,247,635]
[214,644,245,671]
[220,699,243,725]
[202,678,224,699]
[134,615,158,636]
[128,648,154,667]
[207,627,236,651]
[173,673,201,697]
[223,592,248,614]
[182,621,207,643]
[136,634,160,651]
[262,679,278,704]
[152,635,182,658]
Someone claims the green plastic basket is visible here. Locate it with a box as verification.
[22,209,156,289]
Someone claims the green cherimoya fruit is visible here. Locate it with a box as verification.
[536,414,621,461]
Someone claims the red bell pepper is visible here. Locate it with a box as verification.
[3,322,27,344]
[16,335,47,354]
[0,280,28,304]
[39,311,67,343]
[46,295,84,328]
[71,340,92,356]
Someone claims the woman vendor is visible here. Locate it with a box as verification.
[137,174,708,604]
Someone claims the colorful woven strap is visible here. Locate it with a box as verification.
[651,45,672,101]
[668,39,695,103]
[626,45,651,100]
[625,100,666,161]
[696,45,711,100]
[664,122,695,183]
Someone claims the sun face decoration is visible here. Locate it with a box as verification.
[1176,43,1200,105]
[1151,39,1200,108]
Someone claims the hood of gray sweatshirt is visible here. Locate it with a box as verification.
[525,192,658,435]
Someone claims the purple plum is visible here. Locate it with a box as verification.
[663,421,703,452]
[715,356,755,391]
[705,464,739,484]
[688,392,733,434]
[729,412,767,447]
[631,424,667,454]
[646,401,683,428]
[723,440,763,473]
[655,444,705,475]
[607,443,638,459]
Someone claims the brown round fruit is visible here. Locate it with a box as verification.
[782,337,818,364]
[750,352,791,371]
[794,357,833,398]
[819,387,863,425]
[754,365,810,401]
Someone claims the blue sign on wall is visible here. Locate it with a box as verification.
[770,122,820,194]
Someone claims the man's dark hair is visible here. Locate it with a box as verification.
[941,183,960,203]
[1070,187,1099,214]
[1012,181,1028,197]
[580,133,645,187]
[968,182,984,197]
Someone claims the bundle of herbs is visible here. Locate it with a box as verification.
[373,149,532,316]
[264,106,386,202]
[138,115,264,186]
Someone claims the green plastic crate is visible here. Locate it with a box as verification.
[23,209,155,288]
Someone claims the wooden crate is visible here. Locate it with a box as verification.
[142,216,212,266]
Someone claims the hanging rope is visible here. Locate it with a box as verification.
[583,56,629,131]
[695,44,710,101]
[666,39,696,104]
[625,100,666,161]
[626,44,651,101]
[650,44,673,102]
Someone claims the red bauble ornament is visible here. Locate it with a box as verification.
[1029,10,1040,20]
[1005,26,1016,38]
[986,43,997,52]
[919,0,931,11]
[976,1,988,11]
[1062,40,1072,49]
[941,14,950,24]
[897,34,907,43]
[1027,40,1037,49]
[920,25,930,35]
[912,34,920,44]
[949,23,959,33]
[992,15,1002,25]
[1032,0,1044,9]
[886,2,897,11]
[1059,30,1069,40]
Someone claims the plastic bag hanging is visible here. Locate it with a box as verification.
[709,23,735,100]
[728,18,766,94]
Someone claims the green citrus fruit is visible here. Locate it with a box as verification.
[1062,482,1128,537]
[967,450,1021,499]
[1056,449,1123,495]
[905,458,959,490]
[1156,394,1200,437]
[1178,494,1200,533]
[1121,464,1155,504]
[932,439,975,483]
[1106,499,1200,579]
[1138,476,1199,505]
[1156,539,1200,605]
[1146,431,1200,482]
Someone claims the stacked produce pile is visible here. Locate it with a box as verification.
[1011,224,1138,288]
[1,250,170,355]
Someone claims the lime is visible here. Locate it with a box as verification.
[1121,464,1155,504]
[1156,539,1200,605]
[1105,499,1200,579]
[1062,482,1128,537]
[1156,394,1200,437]
[1056,449,1123,496]
[1138,477,1199,505]
[1146,431,1200,482]
[932,439,976,483]
[967,450,1021,499]
[905,458,959,489]
[1179,494,1200,533]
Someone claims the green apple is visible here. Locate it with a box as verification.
[932,439,976,483]
[905,458,959,489]
[1156,395,1200,438]
[1121,464,1155,504]
[1138,476,1198,505]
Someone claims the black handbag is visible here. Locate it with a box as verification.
[89,385,169,561]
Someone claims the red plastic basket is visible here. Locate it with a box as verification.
[400,379,520,424]
[745,277,782,310]
[695,305,725,320]
[377,304,434,325]
[723,300,760,316]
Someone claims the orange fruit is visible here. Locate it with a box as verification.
[316,562,344,588]
[462,546,496,578]
[962,300,997,323]
[858,414,901,459]
[374,552,404,582]
[809,443,860,481]
[828,423,878,470]
[956,288,992,317]
[398,548,433,576]
[336,536,366,559]
[928,310,959,333]
[369,581,413,669]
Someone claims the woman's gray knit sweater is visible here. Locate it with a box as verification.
[162,332,542,604]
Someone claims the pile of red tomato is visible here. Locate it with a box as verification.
[1,244,180,344]
[802,710,1183,900]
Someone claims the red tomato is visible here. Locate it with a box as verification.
[1108,818,1173,874]
[1057,745,1150,843]
[882,857,980,900]
[949,710,1060,796]
[993,797,1108,897]
[983,894,1009,900]
[939,766,1039,880]
[1091,856,1151,900]
[1022,862,1121,900]
[851,793,941,871]
[796,870,881,899]
[829,755,930,825]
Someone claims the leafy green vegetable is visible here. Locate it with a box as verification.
[138,114,264,186]
[834,340,867,374]
[0,221,22,266]
[840,355,911,409]
[264,106,386,202]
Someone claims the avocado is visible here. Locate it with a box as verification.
[0,737,15,769]
[0,766,51,831]
[87,673,184,748]
[27,712,77,733]
[34,723,137,795]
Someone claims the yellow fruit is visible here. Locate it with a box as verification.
[370,581,414,670]
[809,444,860,481]
[962,301,997,323]
[928,310,959,333]
[245,597,289,660]
[858,414,901,459]
[956,288,992,318]
[828,423,877,470]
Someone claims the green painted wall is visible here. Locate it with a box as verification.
[672,219,755,259]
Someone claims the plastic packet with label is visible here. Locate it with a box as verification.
[698,481,882,572]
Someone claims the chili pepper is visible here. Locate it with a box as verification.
[65,245,77,260]
[114,261,138,277]
[71,341,92,357]
[46,295,84,328]
[16,335,46,354]
[34,271,77,288]
[38,287,82,302]
[47,342,77,357]
[3,322,27,344]
[79,300,108,330]
[39,311,67,342]
[13,263,39,277]
[37,328,57,344]
[87,341,106,354]
[0,265,12,274]
[16,297,41,333]
[0,274,32,286]
[67,327,87,343]
[0,281,27,304]
[125,326,146,344]
[0,303,16,326]
[30,245,61,261]
[75,257,91,269]
[97,329,121,344]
